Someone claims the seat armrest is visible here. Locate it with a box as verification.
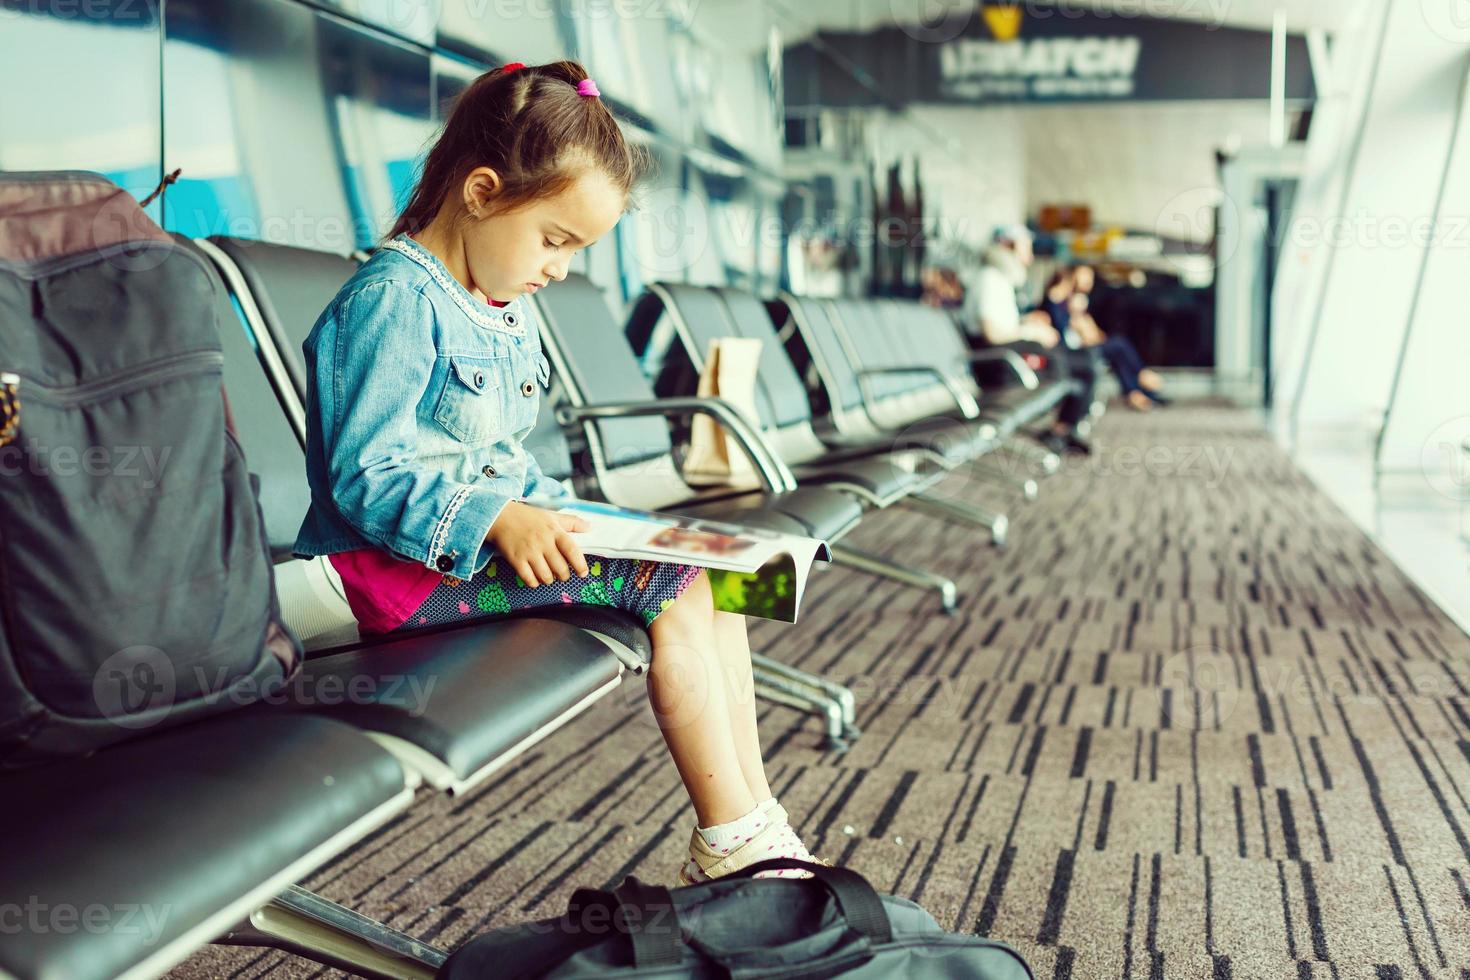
[556,397,798,492]
[855,366,980,420]
[965,349,1040,390]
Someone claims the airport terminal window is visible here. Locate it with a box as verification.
[694,167,757,289]
[162,0,432,250]
[311,0,440,46]
[617,14,692,143]
[437,0,576,66]
[0,5,162,213]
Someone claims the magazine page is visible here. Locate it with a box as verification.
[557,500,829,623]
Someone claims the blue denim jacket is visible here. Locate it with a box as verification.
[292,234,570,579]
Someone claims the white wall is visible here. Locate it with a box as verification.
[1375,62,1470,484]
[1282,0,1469,441]
[864,105,1029,250]
[1267,0,1386,443]
[1021,101,1273,241]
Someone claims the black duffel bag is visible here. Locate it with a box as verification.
[438,859,1034,979]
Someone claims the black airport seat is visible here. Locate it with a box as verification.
[776,292,999,464]
[192,235,654,670]
[176,234,634,793]
[846,298,1071,438]
[530,273,864,543]
[632,282,943,509]
[274,617,623,794]
[0,713,412,980]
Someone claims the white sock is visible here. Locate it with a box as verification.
[696,798,774,854]
[686,797,812,882]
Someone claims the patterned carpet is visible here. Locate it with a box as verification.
[170,404,1470,979]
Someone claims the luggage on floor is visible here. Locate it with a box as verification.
[437,858,1034,979]
[0,170,300,765]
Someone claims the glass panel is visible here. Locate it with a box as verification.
[311,0,442,46]
[438,0,574,63]
[162,0,433,250]
[0,2,162,215]
[621,140,688,291]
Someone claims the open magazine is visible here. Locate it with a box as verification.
[557,500,832,623]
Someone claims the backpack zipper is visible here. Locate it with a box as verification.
[0,372,18,446]
[6,350,224,408]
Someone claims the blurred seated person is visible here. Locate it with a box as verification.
[963,225,1096,455]
[1066,265,1168,410]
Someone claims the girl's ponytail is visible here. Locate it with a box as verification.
[389,59,642,240]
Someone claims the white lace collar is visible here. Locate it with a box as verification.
[380,235,526,337]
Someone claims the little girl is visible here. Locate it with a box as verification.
[292,60,819,885]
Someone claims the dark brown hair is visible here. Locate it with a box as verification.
[389,60,643,239]
[1045,267,1076,294]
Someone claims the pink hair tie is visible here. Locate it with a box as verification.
[500,62,525,74]
[576,78,601,98]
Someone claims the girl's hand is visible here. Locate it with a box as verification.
[487,501,591,586]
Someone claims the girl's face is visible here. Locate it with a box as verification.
[461,167,626,303]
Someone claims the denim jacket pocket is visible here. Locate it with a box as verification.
[433,353,507,445]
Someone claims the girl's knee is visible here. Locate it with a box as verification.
[676,568,715,611]
[653,568,713,627]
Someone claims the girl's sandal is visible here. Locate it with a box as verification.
[677,815,831,885]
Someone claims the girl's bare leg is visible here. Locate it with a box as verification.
[646,571,758,827]
[711,610,772,802]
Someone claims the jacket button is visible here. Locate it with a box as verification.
[473,371,484,388]
[435,554,454,572]
[503,312,519,328]
[521,380,535,397]
[482,464,497,477]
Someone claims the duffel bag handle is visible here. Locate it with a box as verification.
[612,877,684,968]
[565,880,684,970]
[724,859,893,945]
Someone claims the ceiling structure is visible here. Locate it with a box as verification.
[754,0,1364,42]
[757,0,1362,245]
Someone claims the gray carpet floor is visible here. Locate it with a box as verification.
[169,404,1470,979]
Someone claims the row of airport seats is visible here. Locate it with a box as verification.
[0,232,1081,980]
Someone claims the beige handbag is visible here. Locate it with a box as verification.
[682,337,764,487]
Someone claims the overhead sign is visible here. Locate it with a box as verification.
[785,3,1315,107]
[940,35,1144,99]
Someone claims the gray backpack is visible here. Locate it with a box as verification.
[0,171,300,765]
[437,859,1034,979]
